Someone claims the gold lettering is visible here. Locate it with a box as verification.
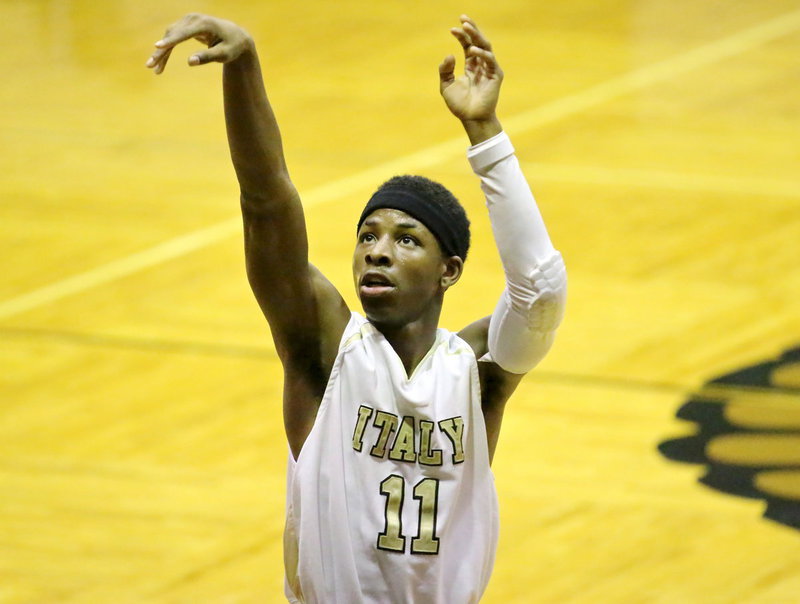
[389,416,417,462]
[418,420,443,466]
[438,417,465,464]
[370,411,399,457]
[352,405,374,452]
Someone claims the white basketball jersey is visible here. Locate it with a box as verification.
[284,312,499,604]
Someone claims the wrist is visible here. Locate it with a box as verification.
[221,33,258,70]
[461,116,502,146]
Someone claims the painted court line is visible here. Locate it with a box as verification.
[2,7,799,321]
[502,7,800,135]
[523,163,800,199]
[0,325,691,394]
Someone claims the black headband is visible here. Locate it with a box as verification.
[356,188,468,260]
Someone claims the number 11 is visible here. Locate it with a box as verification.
[378,475,440,555]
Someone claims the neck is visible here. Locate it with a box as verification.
[372,309,441,377]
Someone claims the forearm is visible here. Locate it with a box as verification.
[469,131,559,272]
[223,42,293,203]
[469,131,567,373]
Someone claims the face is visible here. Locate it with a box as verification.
[353,208,462,327]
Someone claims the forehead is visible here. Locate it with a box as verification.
[361,208,428,232]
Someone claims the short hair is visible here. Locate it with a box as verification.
[367,175,471,261]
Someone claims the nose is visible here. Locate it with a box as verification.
[365,235,392,266]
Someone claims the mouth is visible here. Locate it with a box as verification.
[359,271,396,296]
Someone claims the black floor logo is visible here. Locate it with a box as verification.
[659,347,800,529]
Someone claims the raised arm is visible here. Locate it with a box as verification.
[147,15,349,454]
[442,17,567,374]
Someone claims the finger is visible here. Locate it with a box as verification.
[467,46,499,72]
[146,15,201,72]
[449,27,473,53]
[438,54,456,90]
[152,47,173,74]
[451,27,482,77]
[156,13,215,49]
[462,20,493,52]
[148,14,221,74]
[471,48,503,84]
[459,14,480,33]
[146,43,173,68]
[188,43,229,66]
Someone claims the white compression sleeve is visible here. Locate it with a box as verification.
[468,131,567,374]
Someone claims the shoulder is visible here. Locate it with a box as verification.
[457,316,491,359]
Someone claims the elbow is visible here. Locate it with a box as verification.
[487,252,566,374]
[239,176,300,217]
[507,251,567,332]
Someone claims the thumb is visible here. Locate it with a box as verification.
[188,44,229,66]
[438,54,456,91]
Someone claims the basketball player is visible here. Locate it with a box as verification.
[147,13,566,603]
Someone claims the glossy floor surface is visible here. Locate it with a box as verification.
[2,1,800,602]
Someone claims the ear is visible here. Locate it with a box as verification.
[440,256,464,289]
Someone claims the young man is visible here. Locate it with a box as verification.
[147,13,566,603]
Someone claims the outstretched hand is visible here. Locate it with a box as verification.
[145,13,253,74]
[439,16,503,123]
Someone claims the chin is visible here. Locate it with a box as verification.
[360,297,407,328]
[360,300,394,324]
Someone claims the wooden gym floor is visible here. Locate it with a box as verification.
[2,0,799,602]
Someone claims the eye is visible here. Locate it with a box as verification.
[360,232,376,243]
[399,235,418,246]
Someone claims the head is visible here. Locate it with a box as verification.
[353,175,471,328]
